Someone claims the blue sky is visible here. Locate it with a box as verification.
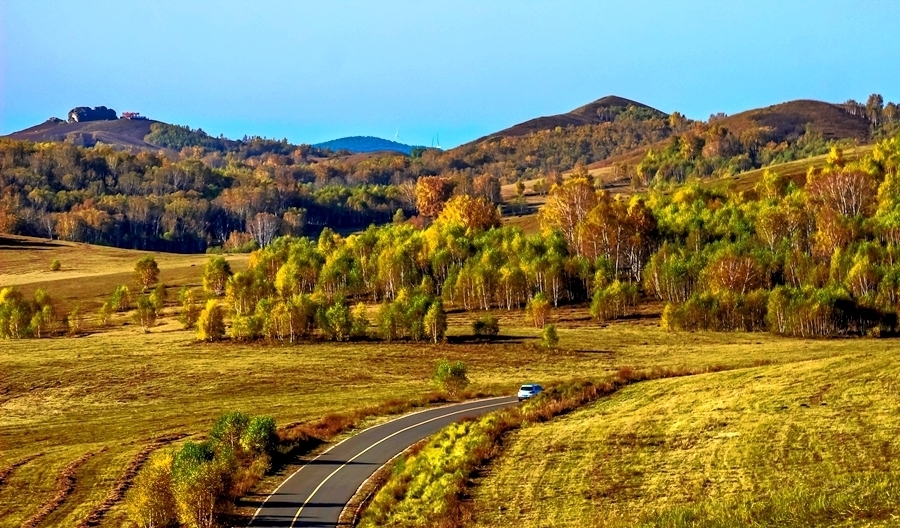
[2,1,898,148]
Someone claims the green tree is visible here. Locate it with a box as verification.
[171,441,227,528]
[541,323,560,349]
[423,300,447,343]
[134,256,160,292]
[210,411,250,452]
[240,415,277,454]
[320,300,353,341]
[149,282,167,314]
[111,285,132,312]
[179,287,202,329]
[433,359,469,397]
[203,256,232,296]
[133,295,157,332]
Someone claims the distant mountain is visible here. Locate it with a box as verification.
[468,95,667,144]
[314,136,423,155]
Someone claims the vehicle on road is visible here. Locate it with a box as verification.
[517,384,543,401]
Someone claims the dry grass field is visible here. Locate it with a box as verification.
[469,342,900,528]
[0,235,248,313]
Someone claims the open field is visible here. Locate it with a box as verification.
[0,235,248,313]
[469,343,900,528]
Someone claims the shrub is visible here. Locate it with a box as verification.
[196,300,225,342]
[541,323,559,349]
[240,415,277,454]
[433,359,469,396]
[472,313,500,337]
[49,259,61,271]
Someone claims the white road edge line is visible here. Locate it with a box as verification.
[289,399,514,527]
[247,396,512,526]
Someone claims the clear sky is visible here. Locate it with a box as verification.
[2,1,898,148]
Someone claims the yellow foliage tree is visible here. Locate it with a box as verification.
[125,451,177,528]
[435,195,501,232]
[196,300,225,342]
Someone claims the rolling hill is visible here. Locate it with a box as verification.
[5,116,163,150]
[314,136,423,155]
[714,99,871,141]
[468,95,667,144]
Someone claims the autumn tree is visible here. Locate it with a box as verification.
[807,169,876,217]
[538,173,597,252]
[134,256,160,292]
[415,176,455,217]
[435,195,501,232]
[125,451,177,528]
[526,292,551,328]
[179,287,202,329]
[197,300,225,342]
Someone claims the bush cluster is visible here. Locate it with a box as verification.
[126,411,277,528]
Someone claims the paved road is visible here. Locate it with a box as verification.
[248,396,519,528]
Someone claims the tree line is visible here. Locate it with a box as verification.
[5,133,900,341]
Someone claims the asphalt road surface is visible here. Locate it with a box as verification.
[248,396,519,528]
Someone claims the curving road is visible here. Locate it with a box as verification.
[248,396,518,528]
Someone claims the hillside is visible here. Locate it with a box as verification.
[469,95,667,144]
[715,99,871,141]
[314,135,422,155]
[587,99,872,173]
[5,117,162,150]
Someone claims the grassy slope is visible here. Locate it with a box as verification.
[469,344,900,527]
[0,235,248,312]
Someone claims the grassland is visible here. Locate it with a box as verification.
[0,305,873,528]
[469,343,900,527]
[0,235,248,316]
[2,235,895,528]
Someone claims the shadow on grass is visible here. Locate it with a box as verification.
[0,236,64,251]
